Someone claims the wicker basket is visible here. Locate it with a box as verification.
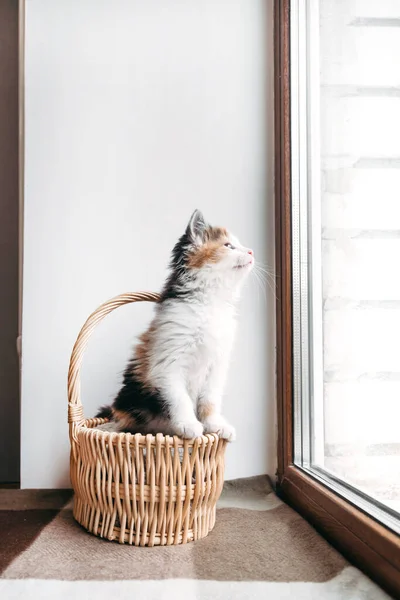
[67,292,227,546]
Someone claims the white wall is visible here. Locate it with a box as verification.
[22,0,275,488]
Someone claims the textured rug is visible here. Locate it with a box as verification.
[0,477,391,599]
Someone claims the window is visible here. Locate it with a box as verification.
[275,1,400,596]
[291,0,400,531]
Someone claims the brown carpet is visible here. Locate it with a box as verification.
[0,477,392,599]
[0,510,58,574]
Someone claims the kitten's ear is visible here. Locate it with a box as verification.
[186,209,208,245]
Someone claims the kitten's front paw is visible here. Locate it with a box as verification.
[203,418,236,442]
[174,420,204,439]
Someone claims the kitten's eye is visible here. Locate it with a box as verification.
[224,243,235,249]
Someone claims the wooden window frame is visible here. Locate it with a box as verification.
[274,1,400,597]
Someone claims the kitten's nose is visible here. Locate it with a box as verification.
[248,249,254,256]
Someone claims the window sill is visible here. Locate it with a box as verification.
[278,465,400,598]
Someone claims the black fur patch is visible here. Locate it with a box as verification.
[160,232,195,301]
[160,210,208,302]
[111,362,170,434]
[96,405,114,420]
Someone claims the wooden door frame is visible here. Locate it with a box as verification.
[273,1,400,597]
[0,0,22,486]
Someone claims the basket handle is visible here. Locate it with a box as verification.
[67,292,160,428]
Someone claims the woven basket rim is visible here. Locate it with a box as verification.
[77,419,221,447]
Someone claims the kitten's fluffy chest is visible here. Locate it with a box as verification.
[183,301,235,398]
[157,296,236,342]
[189,299,234,345]
[150,298,236,398]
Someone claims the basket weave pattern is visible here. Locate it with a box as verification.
[67,292,227,546]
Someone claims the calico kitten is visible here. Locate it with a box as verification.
[97,210,254,440]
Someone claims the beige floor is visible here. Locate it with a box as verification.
[0,477,393,599]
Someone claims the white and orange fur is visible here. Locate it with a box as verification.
[97,210,254,441]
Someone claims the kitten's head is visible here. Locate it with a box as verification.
[163,210,254,299]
